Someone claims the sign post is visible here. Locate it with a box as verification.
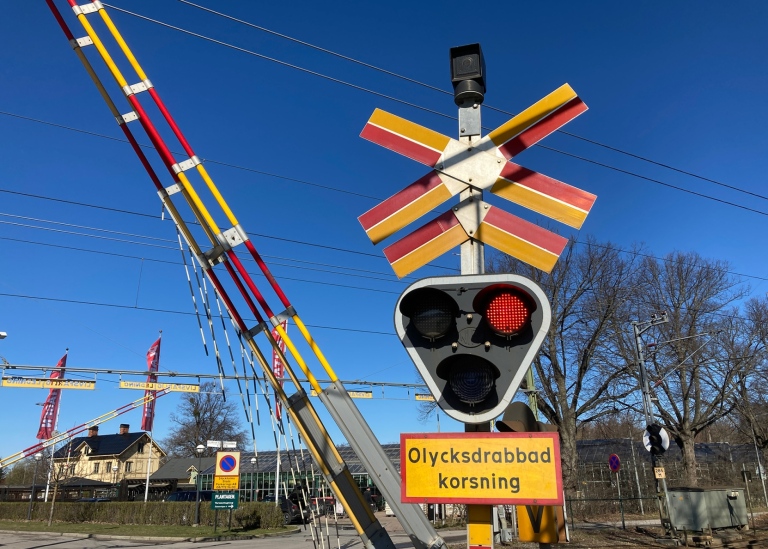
[608,454,625,530]
[361,42,595,548]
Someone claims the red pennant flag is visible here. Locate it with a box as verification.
[141,338,161,432]
[36,353,67,440]
[271,322,287,420]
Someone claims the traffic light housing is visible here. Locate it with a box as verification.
[645,423,668,455]
[395,274,551,424]
[449,43,486,105]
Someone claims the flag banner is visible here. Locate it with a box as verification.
[141,338,161,431]
[271,321,288,420]
[36,353,67,440]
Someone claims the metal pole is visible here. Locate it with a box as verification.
[751,426,768,507]
[616,472,625,530]
[628,434,645,515]
[457,90,494,549]
[27,456,40,520]
[523,366,539,420]
[143,433,153,502]
[632,319,671,529]
[195,451,202,526]
[742,463,755,530]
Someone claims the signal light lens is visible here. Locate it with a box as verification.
[447,357,496,404]
[401,288,457,339]
[476,286,534,336]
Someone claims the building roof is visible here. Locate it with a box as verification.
[53,432,161,459]
[61,476,114,487]
[151,457,217,481]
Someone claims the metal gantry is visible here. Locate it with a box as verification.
[0,389,168,470]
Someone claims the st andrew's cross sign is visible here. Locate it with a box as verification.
[358,84,597,277]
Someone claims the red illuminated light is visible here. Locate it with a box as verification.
[484,290,531,336]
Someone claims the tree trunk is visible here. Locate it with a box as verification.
[559,416,579,494]
[677,435,698,486]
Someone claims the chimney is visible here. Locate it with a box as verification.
[119,424,129,435]
[88,426,99,437]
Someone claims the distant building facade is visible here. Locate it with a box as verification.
[53,424,166,486]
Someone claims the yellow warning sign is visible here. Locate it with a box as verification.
[310,389,373,399]
[119,381,200,392]
[2,377,95,390]
[401,432,562,505]
[213,476,239,490]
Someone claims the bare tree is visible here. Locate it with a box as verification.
[488,237,643,493]
[161,382,248,457]
[627,251,748,486]
[728,297,768,449]
[3,458,40,486]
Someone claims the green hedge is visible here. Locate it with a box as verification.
[0,501,285,529]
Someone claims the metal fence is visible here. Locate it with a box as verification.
[568,441,768,523]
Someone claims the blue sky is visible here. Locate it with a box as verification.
[1,1,767,460]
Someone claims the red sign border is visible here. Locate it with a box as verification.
[400,432,563,506]
[608,453,621,473]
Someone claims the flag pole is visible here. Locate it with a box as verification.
[144,429,153,502]
[44,348,67,502]
[142,331,161,503]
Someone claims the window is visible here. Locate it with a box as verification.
[125,461,133,473]
[68,464,75,475]
[93,462,100,474]
[105,461,112,473]
[137,442,145,454]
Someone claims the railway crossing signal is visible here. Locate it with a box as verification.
[359,84,597,278]
[644,424,670,455]
[394,273,551,424]
[449,43,486,105]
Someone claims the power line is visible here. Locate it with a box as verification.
[98,5,768,211]
[176,0,768,204]
[4,100,768,221]
[2,363,429,389]
[0,219,425,285]
[0,291,393,336]
[101,3,451,122]
[4,190,768,285]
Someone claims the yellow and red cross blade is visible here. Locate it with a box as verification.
[383,199,567,279]
[358,84,596,277]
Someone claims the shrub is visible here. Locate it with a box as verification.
[0,501,285,529]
